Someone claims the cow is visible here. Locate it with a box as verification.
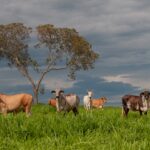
[0,93,33,117]
[83,90,93,110]
[92,97,107,109]
[48,99,56,108]
[122,91,150,116]
[51,89,80,116]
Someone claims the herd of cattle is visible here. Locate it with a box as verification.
[0,89,150,117]
[49,89,107,115]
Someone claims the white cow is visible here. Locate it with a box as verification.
[83,90,93,110]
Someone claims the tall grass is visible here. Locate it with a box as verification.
[0,104,150,150]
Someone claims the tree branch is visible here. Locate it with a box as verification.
[36,64,67,95]
[14,57,36,89]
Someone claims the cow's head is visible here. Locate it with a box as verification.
[51,89,64,112]
[87,90,93,100]
[102,97,107,103]
[140,91,150,101]
[51,89,64,99]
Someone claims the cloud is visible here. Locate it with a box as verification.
[102,74,150,90]
[64,75,139,106]
[43,78,76,90]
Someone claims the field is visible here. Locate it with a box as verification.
[0,104,150,150]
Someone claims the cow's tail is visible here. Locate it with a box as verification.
[122,95,130,107]
[121,95,129,116]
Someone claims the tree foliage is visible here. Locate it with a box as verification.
[0,23,33,67]
[36,24,99,79]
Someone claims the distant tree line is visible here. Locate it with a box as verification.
[0,23,99,104]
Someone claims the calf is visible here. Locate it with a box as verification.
[83,90,93,110]
[0,93,33,116]
[51,89,80,115]
[48,99,56,108]
[92,97,107,109]
[122,91,150,116]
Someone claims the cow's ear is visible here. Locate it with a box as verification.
[51,91,56,94]
[104,97,107,101]
[140,92,144,97]
[60,90,64,94]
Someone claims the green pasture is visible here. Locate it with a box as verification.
[0,104,150,150]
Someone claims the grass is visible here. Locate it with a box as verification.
[0,104,150,150]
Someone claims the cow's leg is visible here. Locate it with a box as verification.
[125,108,129,116]
[144,111,147,115]
[25,106,29,116]
[24,105,32,117]
[13,109,19,115]
[88,101,91,110]
[2,110,7,117]
[1,106,8,116]
[63,109,70,116]
[63,107,69,116]
[1,109,7,117]
[73,107,78,116]
[63,111,67,116]
[89,100,92,109]
[122,107,125,116]
[56,100,60,112]
[85,104,88,111]
[122,106,129,117]
[139,110,143,116]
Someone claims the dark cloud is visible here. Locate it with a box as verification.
[64,75,140,106]
[0,84,33,95]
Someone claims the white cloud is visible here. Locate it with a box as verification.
[43,78,76,90]
[102,74,150,90]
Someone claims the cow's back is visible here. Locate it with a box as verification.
[92,99,101,106]
[0,93,32,111]
[21,94,33,106]
[83,95,89,103]
[122,95,140,105]
[122,95,142,111]
[66,94,79,107]
[48,99,56,107]
[92,98,106,107]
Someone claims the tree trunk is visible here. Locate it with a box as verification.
[33,87,39,104]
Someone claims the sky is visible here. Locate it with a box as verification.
[0,0,150,106]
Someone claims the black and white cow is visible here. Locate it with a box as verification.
[51,89,80,116]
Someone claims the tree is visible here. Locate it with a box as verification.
[0,23,39,103]
[0,23,99,104]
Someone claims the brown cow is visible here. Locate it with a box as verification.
[92,97,107,109]
[48,99,56,108]
[122,91,150,116]
[0,93,33,116]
